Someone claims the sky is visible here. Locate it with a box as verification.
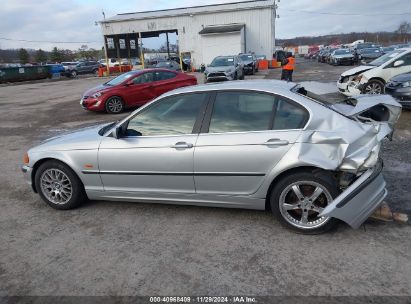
[0,0,410,51]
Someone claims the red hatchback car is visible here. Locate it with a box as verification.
[80,69,197,113]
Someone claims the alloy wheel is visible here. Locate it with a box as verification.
[279,181,332,230]
[40,169,73,205]
[365,82,383,94]
[107,97,123,113]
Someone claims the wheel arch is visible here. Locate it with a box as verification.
[367,77,386,85]
[31,157,84,193]
[264,166,337,211]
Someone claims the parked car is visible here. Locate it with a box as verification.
[62,62,79,77]
[80,69,197,113]
[239,53,258,74]
[385,72,411,108]
[22,80,401,234]
[154,60,181,71]
[359,48,383,63]
[381,46,397,54]
[329,49,354,65]
[99,58,120,68]
[337,48,411,96]
[256,55,266,60]
[204,56,244,82]
[65,61,101,77]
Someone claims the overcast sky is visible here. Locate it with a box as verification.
[0,0,409,51]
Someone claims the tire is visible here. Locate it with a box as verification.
[35,160,87,210]
[270,170,340,234]
[105,96,124,114]
[93,69,98,76]
[240,71,245,80]
[233,72,238,80]
[70,70,77,78]
[363,79,385,94]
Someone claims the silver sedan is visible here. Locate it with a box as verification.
[22,80,402,234]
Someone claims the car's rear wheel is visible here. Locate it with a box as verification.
[105,96,124,114]
[363,80,385,94]
[270,171,340,234]
[93,69,98,76]
[35,160,86,210]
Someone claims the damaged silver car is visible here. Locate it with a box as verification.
[21,80,401,234]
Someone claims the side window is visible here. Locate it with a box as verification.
[272,98,309,130]
[398,53,411,66]
[126,93,208,136]
[133,72,154,84]
[208,91,276,133]
[154,71,176,81]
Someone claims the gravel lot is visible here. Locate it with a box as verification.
[0,63,410,297]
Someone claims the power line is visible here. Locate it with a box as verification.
[0,37,101,44]
[284,9,411,16]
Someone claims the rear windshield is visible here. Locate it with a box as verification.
[210,57,235,67]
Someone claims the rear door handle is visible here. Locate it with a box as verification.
[172,142,193,149]
[263,138,289,146]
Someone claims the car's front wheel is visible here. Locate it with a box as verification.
[35,160,87,210]
[270,170,340,234]
[70,70,77,78]
[363,80,385,94]
[105,96,124,114]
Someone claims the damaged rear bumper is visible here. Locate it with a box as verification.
[320,160,387,229]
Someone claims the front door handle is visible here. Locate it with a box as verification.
[263,138,289,146]
[172,142,193,149]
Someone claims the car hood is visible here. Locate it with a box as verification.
[30,124,106,152]
[390,72,411,82]
[206,66,234,73]
[83,84,112,96]
[341,65,374,77]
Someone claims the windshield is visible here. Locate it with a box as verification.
[362,48,381,54]
[210,57,235,67]
[368,50,406,66]
[335,49,351,55]
[156,62,171,67]
[240,55,253,61]
[105,71,137,86]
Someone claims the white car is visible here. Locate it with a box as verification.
[337,48,411,96]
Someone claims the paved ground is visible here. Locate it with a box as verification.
[0,63,410,297]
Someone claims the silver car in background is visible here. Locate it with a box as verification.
[22,80,401,234]
[204,56,244,82]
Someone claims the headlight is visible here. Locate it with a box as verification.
[92,92,104,98]
[401,81,411,88]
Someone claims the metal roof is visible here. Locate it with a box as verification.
[199,24,244,35]
[103,0,274,23]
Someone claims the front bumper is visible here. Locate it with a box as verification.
[320,160,386,229]
[22,165,33,186]
[385,87,411,106]
[336,80,362,96]
[80,97,105,112]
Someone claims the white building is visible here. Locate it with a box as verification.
[100,0,276,68]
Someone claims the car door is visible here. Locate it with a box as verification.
[194,91,309,196]
[152,71,179,96]
[124,72,157,106]
[382,52,411,80]
[98,92,209,195]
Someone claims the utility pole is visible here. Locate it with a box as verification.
[272,0,279,59]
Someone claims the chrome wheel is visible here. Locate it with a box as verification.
[364,82,383,94]
[40,169,72,205]
[279,181,332,230]
[107,97,123,113]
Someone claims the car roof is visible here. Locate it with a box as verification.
[163,80,296,97]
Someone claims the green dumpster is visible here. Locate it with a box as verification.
[0,66,51,83]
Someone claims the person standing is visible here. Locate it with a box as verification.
[281,52,295,82]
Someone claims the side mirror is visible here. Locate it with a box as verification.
[393,60,404,67]
[111,126,121,139]
[125,80,134,86]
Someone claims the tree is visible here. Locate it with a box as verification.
[18,48,30,64]
[50,47,64,63]
[35,49,48,63]
[396,21,411,42]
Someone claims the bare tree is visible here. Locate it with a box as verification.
[396,21,411,42]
